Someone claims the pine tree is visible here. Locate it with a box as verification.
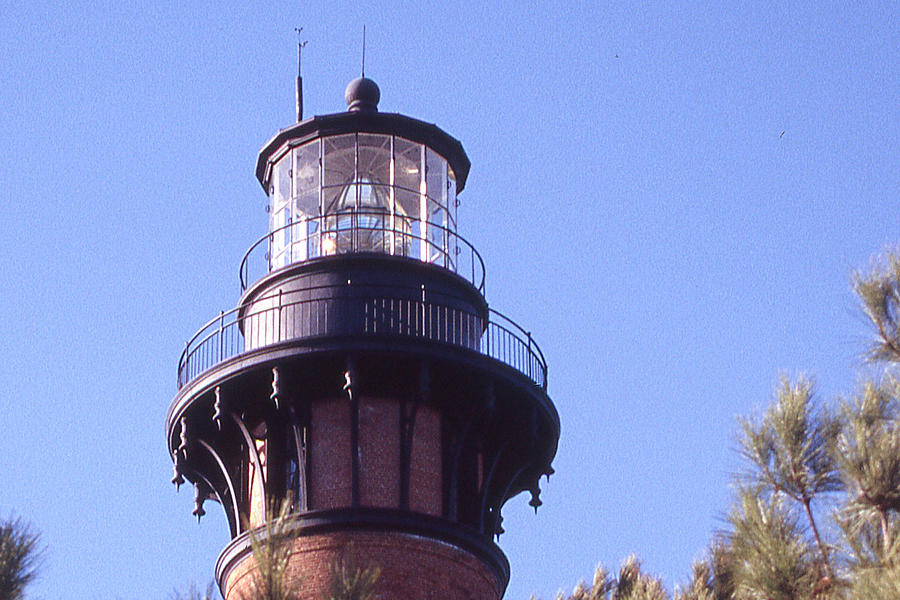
[545,556,667,600]
[242,500,300,600]
[322,551,380,600]
[726,487,820,599]
[542,248,900,600]
[673,541,734,600]
[0,515,42,600]
[853,248,900,366]
[835,378,900,563]
[839,248,900,597]
[735,376,841,587]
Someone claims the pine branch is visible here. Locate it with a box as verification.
[0,515,43,600]
[853,247,900,365]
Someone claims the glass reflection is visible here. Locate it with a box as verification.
[267,133,456,270]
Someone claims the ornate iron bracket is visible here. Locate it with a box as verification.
[196,438,242,536]
[479,437,510,534]
[345,356,360,508]
[171,416,190,491]
[212,386,224,432]
[193,480,210,521]
[230,410,267,523]
[270,366,283,412]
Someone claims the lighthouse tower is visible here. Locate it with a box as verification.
[166,72,559,600]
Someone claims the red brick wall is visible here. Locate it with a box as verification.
[410,406,442,516]
[223,530,502,600]
[309,398,351,509]
[359,397,400,508]
[309,396,443,513]
[265,396,489,600]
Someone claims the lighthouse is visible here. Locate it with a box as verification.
[166,71,559,599]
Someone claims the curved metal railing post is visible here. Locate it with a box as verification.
[526,331,532,383]
[180,341,188,387]
[218,311,225,362]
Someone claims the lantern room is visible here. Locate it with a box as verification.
[255,77,471,279]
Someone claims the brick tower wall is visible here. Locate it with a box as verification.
[222,530,503,600]
[358,397,400,508]
[307,396,442,514]
[409,405,441,516]
[233,395,500,600]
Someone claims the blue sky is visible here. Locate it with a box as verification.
[1,2,898,599]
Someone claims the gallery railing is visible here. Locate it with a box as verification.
[239,211,486,294]
[177,293,547,391]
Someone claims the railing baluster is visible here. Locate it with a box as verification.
[217,311,224,362]
[277,290,283,344]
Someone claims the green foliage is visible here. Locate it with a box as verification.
[563,563,615,600]
[727,488,820,600]
[0,515,42,600]
[672,560,715,600]
[243,500,299,600]
[718,247,900,599]
[853,249,900,365]
[322,551,380,600]
[838,248,900,597]
[835,378,900,563]
[705,540,737,600]
[724,373,900,599]
[673,542,735,600]
[540,247,900,600]
[613,556,668,600]
[846,559,900,599]
[547,557,666,600]
[237,500,380,600]
[738,377,842,504]
[737,376,841,582]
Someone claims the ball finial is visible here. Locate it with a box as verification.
[345,77,380,112]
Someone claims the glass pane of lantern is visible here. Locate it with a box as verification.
[393,138,422,221]
[291,220,306,262]
[446,167,458,269]
[306,218,321,259]
[407,217,423,261]
[426,149,446,210]
[393,138,422,258]
[322,134,356,214]
[335,176,391,253]
[281,206,292,252]
[271,155,291,236]
[357,134,390,196]
[270,205,291,269]
[293,141,319,262]
[447,166,457,230]
[294,140,319,220]
[426,149,448,265]
[356,134,391,254]
[427,197,447,265]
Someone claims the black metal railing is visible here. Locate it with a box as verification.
[177,293,546,391]
[239,210,486,294]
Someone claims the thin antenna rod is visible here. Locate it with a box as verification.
[361,25,366,77]
[294,27,308,122]
[294,27,307,76]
